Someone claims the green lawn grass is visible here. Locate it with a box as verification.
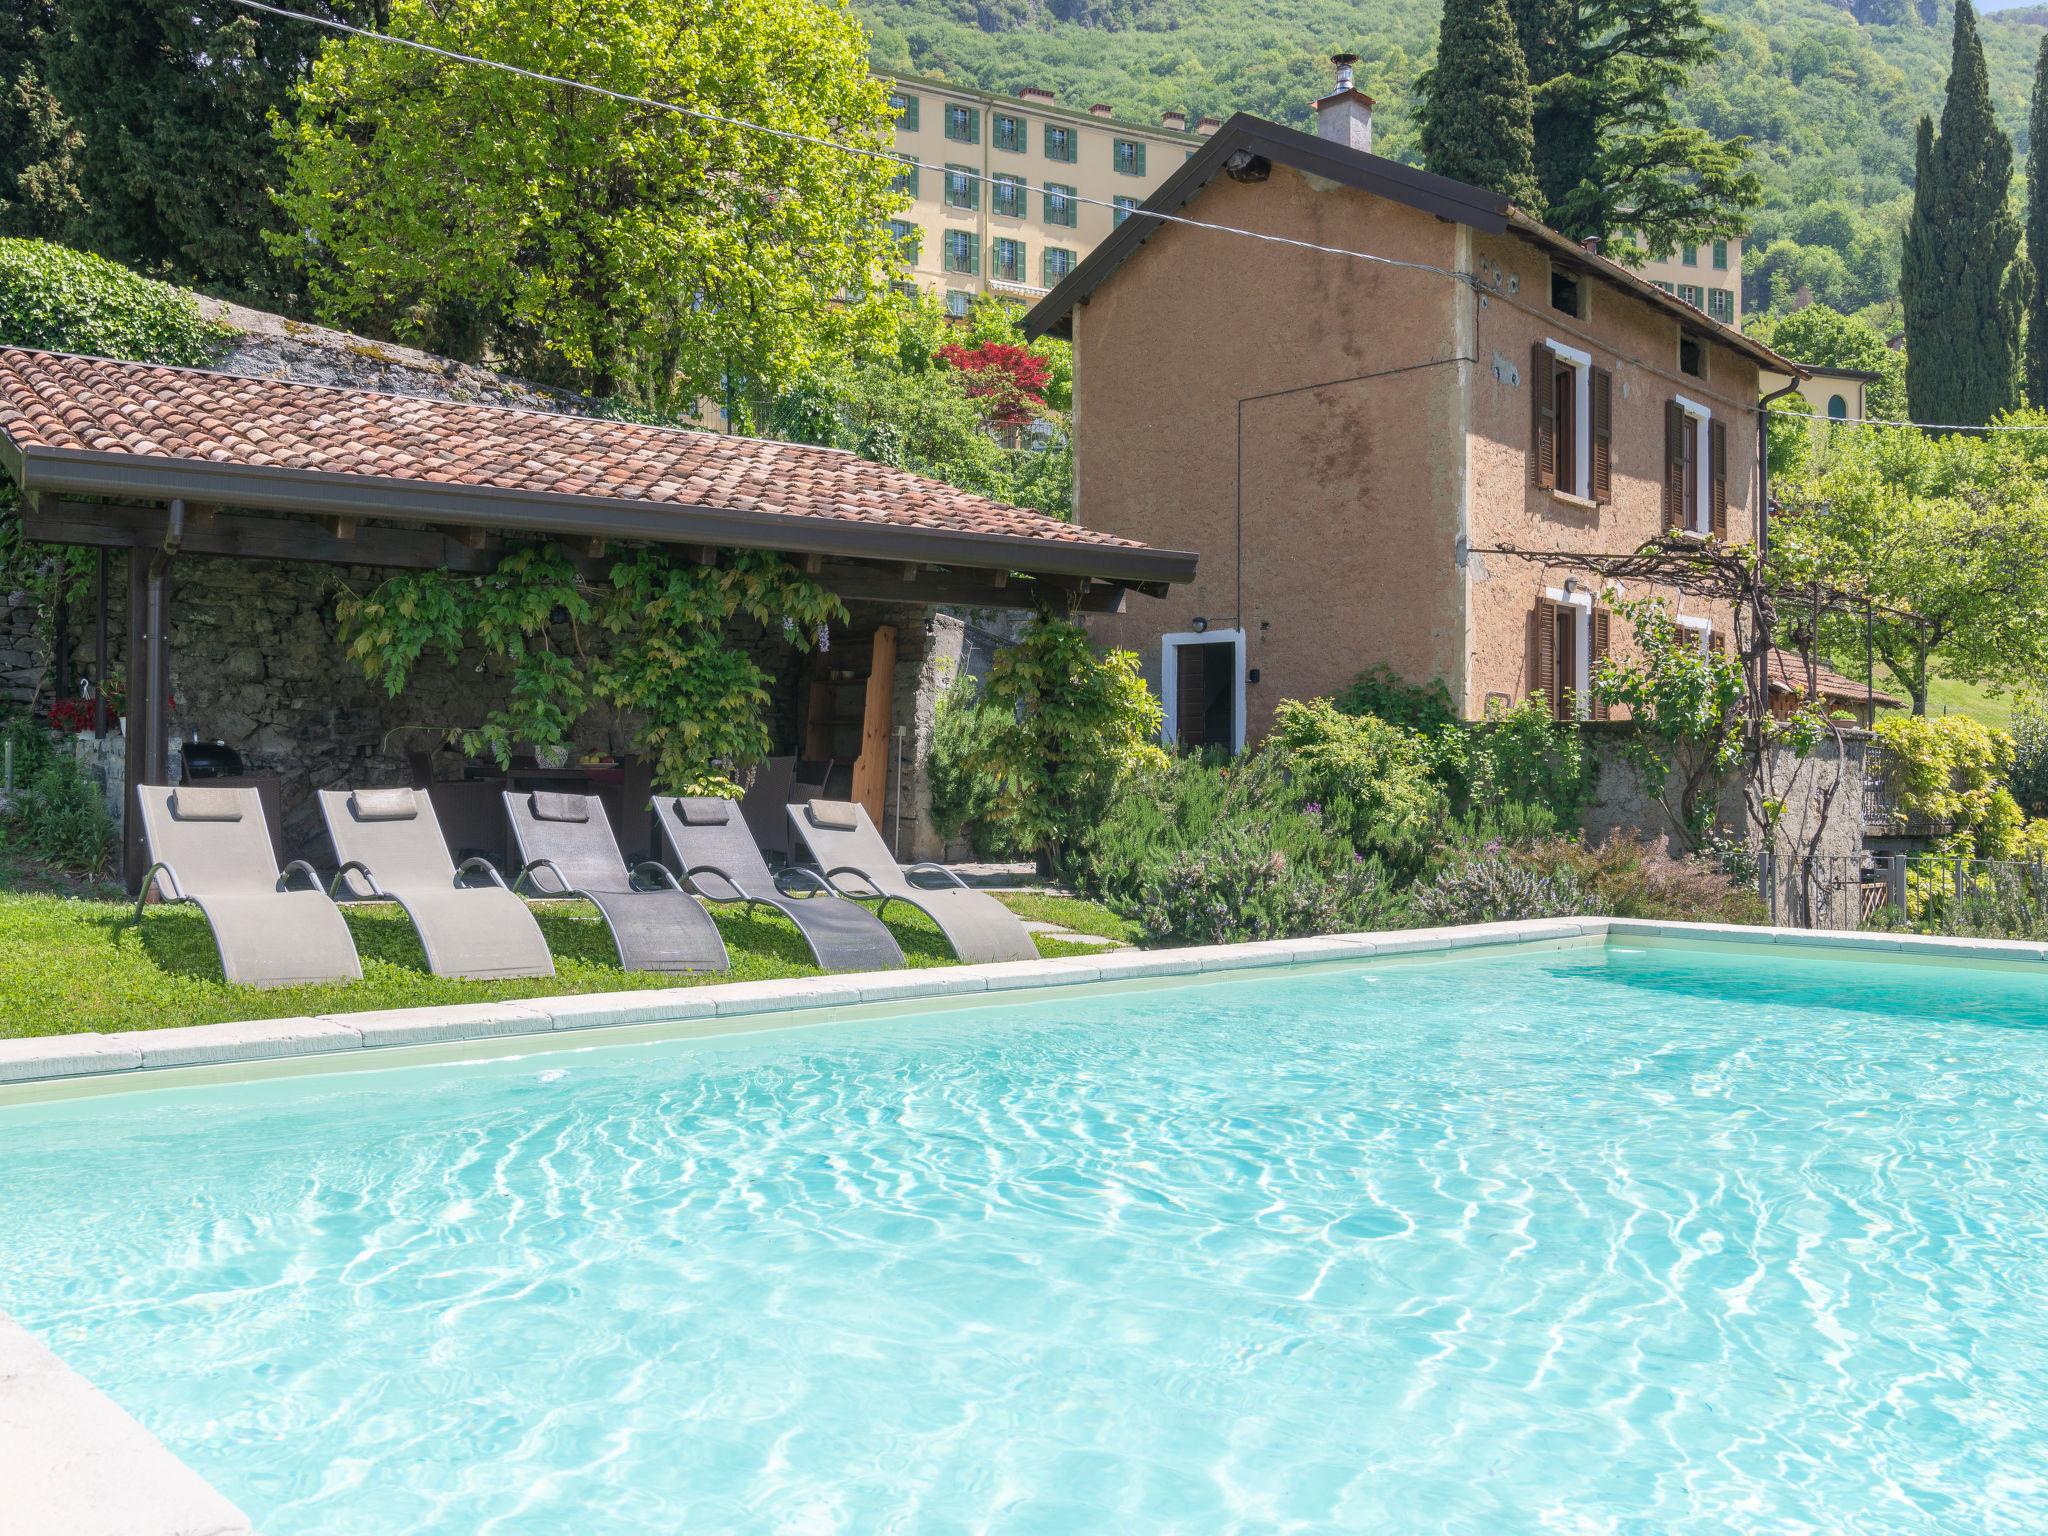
[1920,674,2018,733]
[995,890,1140,944]
[0,889,1114,1039]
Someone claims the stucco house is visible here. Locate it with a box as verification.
[1024,64,1805,751]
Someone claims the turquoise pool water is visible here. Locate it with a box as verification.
[3,944,2047,1533]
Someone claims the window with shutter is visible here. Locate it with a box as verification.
[1682,413,1701,531]
[1710,419,1729,539]
[1531,342,1557,490]
[1663,402,1686,531]
[1590,367,1613,503]
[1590,607,1612,721]
[1534,596,1559,714]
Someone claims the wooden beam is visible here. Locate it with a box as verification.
[802,552,825,575]
[23,502,1138,611]
[454,525,488,550]
[186,503,218,528]
[899,561,920,582]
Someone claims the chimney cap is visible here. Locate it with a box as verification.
[1196,115,1222,135]
[1088,102,1113,117]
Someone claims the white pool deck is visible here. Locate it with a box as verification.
[3,915,2046,1535]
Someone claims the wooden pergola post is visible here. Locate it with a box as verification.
[122,500,183,892]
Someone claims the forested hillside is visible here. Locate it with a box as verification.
[863,0,2048,319]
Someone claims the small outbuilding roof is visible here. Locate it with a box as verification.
[1765,648,1903,711]
[0,348,1194,590]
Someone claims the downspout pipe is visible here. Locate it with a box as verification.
[1756,378,1802,561]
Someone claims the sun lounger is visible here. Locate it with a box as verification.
[503,789,729,974]
[789,799,1035,964]
[653,795,905,974]
[132,784,362,988]
[317,787,553,980]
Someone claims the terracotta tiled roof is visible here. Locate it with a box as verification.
[1765,647,1903,710]
[0,348,1160,564]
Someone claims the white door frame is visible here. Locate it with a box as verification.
[1160,628,1247,752]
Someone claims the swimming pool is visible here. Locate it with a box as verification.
[3,940,2046,1534]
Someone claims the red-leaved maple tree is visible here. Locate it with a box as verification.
[936,341,1052,432]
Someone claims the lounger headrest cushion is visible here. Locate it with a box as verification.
[168,787,244,822]
[677,797,730,826]
[348,787,419,822]
[529,791,590,823]
[807,799,862,831]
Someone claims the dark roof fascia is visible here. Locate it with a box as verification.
[8,444,1198,587]
[1024,113,1510,340]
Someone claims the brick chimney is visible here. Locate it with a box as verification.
[1313,53,1374,154]
[1018,86,1055,105]
[1161,109,1187,131]
[1196,115,1221,136]
[1089,103,1113,118]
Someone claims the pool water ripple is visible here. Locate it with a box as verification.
[3,945,2047,1534]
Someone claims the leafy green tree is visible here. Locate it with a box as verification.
[1416,0,1541,209]
[1902,0,2025,427]
[36,0,367,305]
[1747,303,1906,420]
[1774,415,2048,713]
[278,0,905,414]
[1504,0,1759,256]
[0,1,77,240]
[2028,35,2048,407]
[767,292,1073,518]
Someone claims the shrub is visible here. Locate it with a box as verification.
[1871,712,2022,856]
[1134,826,1407,946]
[975,614,1164,872]
[1254,698,1447,874]
[0,239,232,365]
[1526,832,1766,924]
[924,677,1023,859]
[2010,694,2048,817]
[1334,666,1459,734]
[1414,850,1596,925]
[0,717,113,874]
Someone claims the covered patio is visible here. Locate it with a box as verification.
[0,348,1194,888]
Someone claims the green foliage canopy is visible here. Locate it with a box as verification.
[277,0,907,413]
[1901,0,2025,426]
[1773,414,2048,713]
[1417,0,1541,209]
[336,546,847,795]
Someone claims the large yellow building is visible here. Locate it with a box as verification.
[1634,237,1744,331]
[880,72,1208,312]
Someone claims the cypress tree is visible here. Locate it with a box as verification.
[2027,36,2048,407]
[1902,0,2023,426]
[1418,0,1542,209]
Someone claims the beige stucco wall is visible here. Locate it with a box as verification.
[1462,229,1762,717]
[1068,164,1768,735]
[1071,164,1470,737]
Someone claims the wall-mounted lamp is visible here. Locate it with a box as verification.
[1191,616,1209,633]
[1562,577,1581,596]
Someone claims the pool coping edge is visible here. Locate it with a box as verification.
[0,1311,257,1536]
[10,916,2048,1090]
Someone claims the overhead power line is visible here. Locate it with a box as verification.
[223,0,1478,288]
[1767,405,2048,434]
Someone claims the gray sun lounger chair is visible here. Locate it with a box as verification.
[789,799,1036,964]
[654,795,905,974]
[504,789,729,974]
[317,787,554,981]
[132,784,362,988]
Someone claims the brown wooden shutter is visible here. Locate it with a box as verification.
[1709,418,1729,540]
[1531,343,1557,490]
[1590,606,1613,720]
[1708,629,1727,656]
[1663,402,1686,532]
[1590,367,1613,503]
[1534,596,1558,715]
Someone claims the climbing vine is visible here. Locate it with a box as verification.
[336,544,845,793]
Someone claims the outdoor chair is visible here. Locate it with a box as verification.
[789,799,1035,964]
[738,755,798,863]
[653,795,905,974]
[317,787,553,980]
[132,784,362,988]
[503,789,729,974]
